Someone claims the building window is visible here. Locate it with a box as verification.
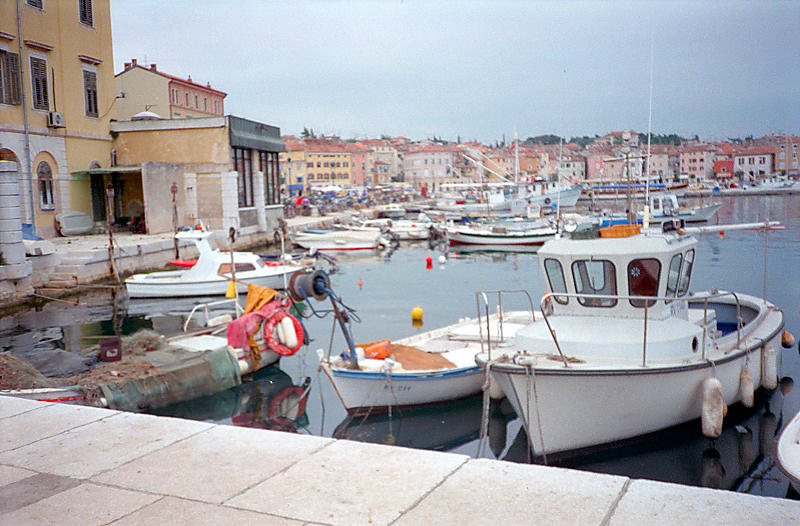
[233,148,253,207]
[37,161,54,210]
[0,50,22,105]
[27,0,43,8]
[79,0,93,26]
[195,95,198,108]
[29,56,48,110]
[203,98,207,112]
[83,69,98,117]
[185,93,189,106]
[214,99,220,114]
[260,151,280,205]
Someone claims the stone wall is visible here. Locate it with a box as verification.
[0,160,33,302]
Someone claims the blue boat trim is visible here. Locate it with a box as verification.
[331,365,481,381]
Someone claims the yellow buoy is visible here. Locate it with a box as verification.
[225,280,237,298]
[411,306,423,321]
[782,330,795,349]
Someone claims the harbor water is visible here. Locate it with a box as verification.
[2,195,799,499]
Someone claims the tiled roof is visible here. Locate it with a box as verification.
[117,64,226,96]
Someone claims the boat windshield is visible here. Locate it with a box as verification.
[665,253,682,303]
[544,258,568,304]
[628,258,660,308]
[572,260,617,307]
[677,249,694,296]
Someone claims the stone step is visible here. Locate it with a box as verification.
[42,279,79,289]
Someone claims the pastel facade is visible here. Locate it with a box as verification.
[679,146,715,180]
[776,137,799,175]
[403,145,458,192]
[733,147,774,179]
[0,0,114,239]
[115,59,226,120]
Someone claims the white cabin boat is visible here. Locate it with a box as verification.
[125,230,303,298]
[471,224,786,457]
[359,214,434,241]
[646,194,722,224]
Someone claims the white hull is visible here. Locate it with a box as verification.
[776,410,800,489]
[321,363,483,414]
[447,226,555,246]
[125,267,296,298]
[649,203,723,224]
[292,230,381,251]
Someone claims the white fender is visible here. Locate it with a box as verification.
[739,368,754,408]
[761,344,778,390]
[488,376,504,400]
[701,377,724,438]
[274,319,286,345]
[279,316,298,349]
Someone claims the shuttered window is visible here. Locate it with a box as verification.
[0,51,22,105]
[27,0,43,8]
[233,148,254,207]
[79,0,93,26]
[37,161,55,210]
[83,70,98,117]
[30,56,49,110]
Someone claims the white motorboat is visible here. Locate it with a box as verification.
[359,214,434,241]
[471,222,787,457]
[598,194,723,226]
[291,227,387,252]
[378,203,407,219]
[776,409,800,490]
[447,221,556,247]
[125,230,303,298]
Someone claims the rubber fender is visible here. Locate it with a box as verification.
[279,316,298,349]
[701,377,724,438]
[761,344,778,390]
[739,368,754,408]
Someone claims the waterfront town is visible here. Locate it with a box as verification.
[2,2,800,524]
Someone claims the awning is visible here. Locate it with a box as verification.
[70,166,141,180]
[228,116,285,153]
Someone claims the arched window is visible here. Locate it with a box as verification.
[37,161,54,210]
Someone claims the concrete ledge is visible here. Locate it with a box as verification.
[2,397,798,525]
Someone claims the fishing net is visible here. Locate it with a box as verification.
[0,353,60,389]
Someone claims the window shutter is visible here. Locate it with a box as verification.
[80,0,93,26]
[84,70,98,117]
[27,0,43,8]
[30,57,48,110]
[8,52,21,105]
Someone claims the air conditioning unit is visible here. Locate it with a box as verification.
[47,111,65,128]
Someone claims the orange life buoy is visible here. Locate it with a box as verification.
[263,311,304,356]
[268,385,307,420]
[543,291,553,314]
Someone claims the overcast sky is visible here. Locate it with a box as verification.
[111,0,800,143]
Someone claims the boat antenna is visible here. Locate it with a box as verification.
[643,11,655,230]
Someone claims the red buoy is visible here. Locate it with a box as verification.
[426,256,433,269]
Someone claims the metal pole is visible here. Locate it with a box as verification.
[16,0,36,232]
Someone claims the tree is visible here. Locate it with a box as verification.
[523,134,562,145]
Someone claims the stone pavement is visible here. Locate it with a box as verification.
[2,396,799,525]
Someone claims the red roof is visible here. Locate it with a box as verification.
[116,63,227,97]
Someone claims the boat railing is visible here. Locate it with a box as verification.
[538,290,743,368]
[183,298,244,333]
[475,289,536,358]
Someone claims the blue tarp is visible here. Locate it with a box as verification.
[22,223,42,241]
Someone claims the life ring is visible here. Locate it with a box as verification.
[543,291,553,315]
[268,385,307,420]
[263,311,305,356]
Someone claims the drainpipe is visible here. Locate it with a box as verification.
[16,0,36,232]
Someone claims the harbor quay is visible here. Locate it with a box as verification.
[2,396,799,526]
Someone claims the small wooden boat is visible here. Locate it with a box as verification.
[446,221,556,247]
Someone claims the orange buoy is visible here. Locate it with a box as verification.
[358,277,363,290]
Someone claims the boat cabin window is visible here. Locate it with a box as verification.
[665,254,682,303]
[677,249,694,296]
[572,259,617,307]
[628,258,661,307]
[544,258,568,304]
[218,263,257,275]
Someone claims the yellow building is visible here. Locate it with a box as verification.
[0,0,115,238]
[114,59,226,120]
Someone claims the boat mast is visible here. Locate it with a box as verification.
[513,128,520,187]
[643,21,655,230]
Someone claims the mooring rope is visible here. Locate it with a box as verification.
[477,359,495,458]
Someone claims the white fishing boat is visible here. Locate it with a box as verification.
[378,203,407,219]
[598,194,723,226]
[446,221,556,247]
[125,230,303,298]
[470,221,788,458]
[291,227,386,252]
[776,409,800,490]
